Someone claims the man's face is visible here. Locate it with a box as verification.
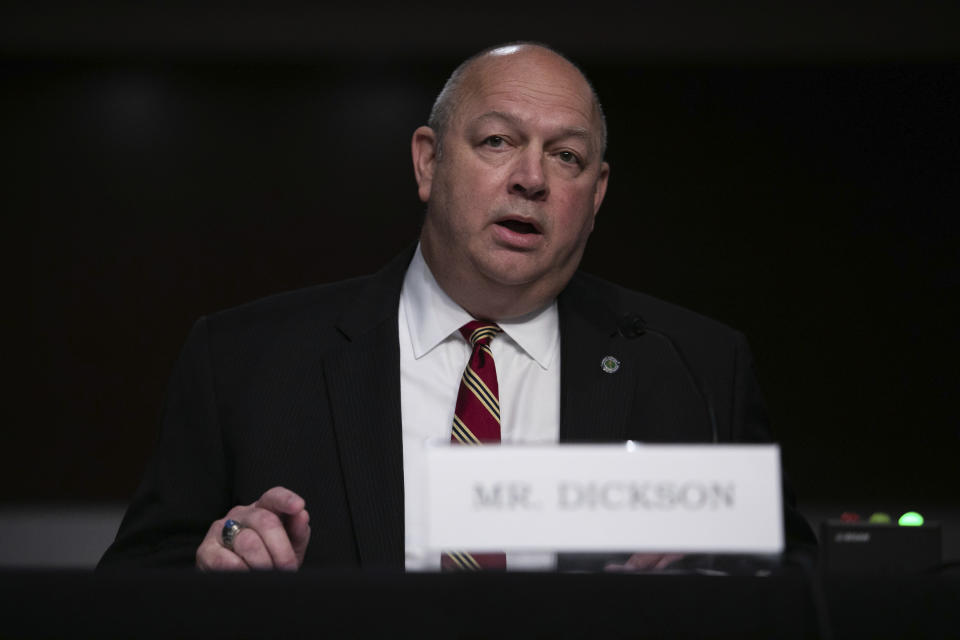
[414,47,609,316]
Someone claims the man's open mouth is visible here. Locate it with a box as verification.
[496,219,541,235]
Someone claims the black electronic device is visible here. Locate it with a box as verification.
[821,519,941,574]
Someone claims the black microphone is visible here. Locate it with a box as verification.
[616,312,646,339]
[618,313,719,444]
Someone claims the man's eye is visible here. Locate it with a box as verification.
[558,150,580,165]
[484,136,505,148]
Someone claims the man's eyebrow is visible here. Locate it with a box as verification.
[472,110,521,127]
[472,111,593,145]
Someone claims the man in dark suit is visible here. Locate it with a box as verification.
[100,43,814,571]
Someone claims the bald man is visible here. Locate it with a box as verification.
[100,43,815,571]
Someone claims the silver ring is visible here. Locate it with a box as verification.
[221,519,243,550]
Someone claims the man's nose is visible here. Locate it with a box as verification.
[509,148,548,201]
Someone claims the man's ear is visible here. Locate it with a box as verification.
[411,126,438,203]
[593,161,610,215]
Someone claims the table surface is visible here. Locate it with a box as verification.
[2,568,958,639]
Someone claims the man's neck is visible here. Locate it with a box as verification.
[420,253,558,321]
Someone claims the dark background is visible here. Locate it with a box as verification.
[4,3,958,511]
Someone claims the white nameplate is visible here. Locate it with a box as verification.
[424,444,783,554]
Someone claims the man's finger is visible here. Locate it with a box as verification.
[624,553,685,570]
[253,486,309,569]
[254,486,306,516]
[286,509,311,563]
[230,527,274,570]
[653,553,685,570]
[242,507,299,570]
[623,554,662,570]
[207,511,280,570]
[605,553,687,572]
[198,544,250,571]
[196,519,249,572]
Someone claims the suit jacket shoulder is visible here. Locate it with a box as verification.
[559,270,761,445]
[566,270,746,346]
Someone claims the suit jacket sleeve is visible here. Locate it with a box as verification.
[99,317,230,568]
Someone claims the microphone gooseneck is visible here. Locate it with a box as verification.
[617,313,719,444]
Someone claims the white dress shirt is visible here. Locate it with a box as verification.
[399,245,560,571]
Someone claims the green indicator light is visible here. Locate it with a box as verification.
[898,511,924,526]
[869,512,892,524]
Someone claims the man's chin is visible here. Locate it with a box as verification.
[476,255,545,288]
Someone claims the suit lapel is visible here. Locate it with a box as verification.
[558,272,715,444]
[558,273,638,443]
[323,248,412,568]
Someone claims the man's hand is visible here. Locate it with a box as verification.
[196,486,310,571]
[605,553,685,572]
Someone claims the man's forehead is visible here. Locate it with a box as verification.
[457,51,599,127]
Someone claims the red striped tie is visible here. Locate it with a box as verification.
[442,320,507,571]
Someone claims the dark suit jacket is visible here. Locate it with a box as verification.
[100,248,815,569]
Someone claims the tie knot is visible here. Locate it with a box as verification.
[460,321,502,347]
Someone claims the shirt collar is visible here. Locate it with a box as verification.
[401,244,559,370]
